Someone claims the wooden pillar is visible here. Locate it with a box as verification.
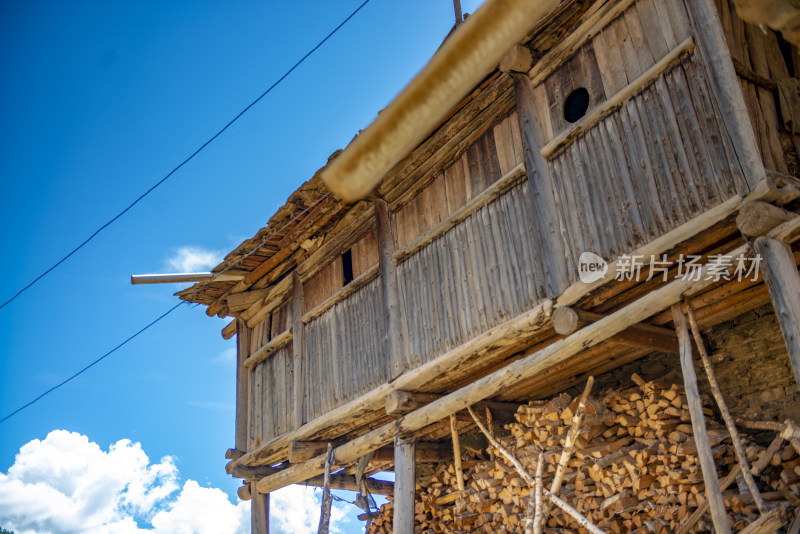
[393,437,416,534]
[671,304,731,534]
[251,483,270,534]
[375,198,407,379]
[291,272,306,428]
[753,236,800,391]
[511,72,570,298]
[686,0,765,192]
[235,318,250,453]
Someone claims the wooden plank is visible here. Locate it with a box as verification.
[243,329,293,369]
[672,304,731,534]
[235,319,250,453]
[394,439,415,534]
[291,272,305,429]
[753,236,800,392]
[375,199,407,379]
[686,0,766,191]
[513,72,570,297]
[251,484,269,534]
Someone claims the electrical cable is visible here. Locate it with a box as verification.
[0,0,372,312]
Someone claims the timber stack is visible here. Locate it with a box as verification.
[367,376,799,533]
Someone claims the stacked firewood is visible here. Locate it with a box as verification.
[367,377,799,533]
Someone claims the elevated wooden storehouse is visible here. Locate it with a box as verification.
[179,0,800,531]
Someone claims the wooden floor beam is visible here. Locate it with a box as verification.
[552,307,678,353]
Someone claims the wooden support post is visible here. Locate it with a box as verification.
[753,236,800,392]
[686,0,765,192]
[449,414,465,510]
[686,304,765,512]
[291,272,306,429]
[393,437,416,534]
[552,307,679,353]
[512,72,569,298]
[317,444,334,534]
[375,198,407,379]
[251,482,270,534]
[235,318,250,453]
[672,304,731,534]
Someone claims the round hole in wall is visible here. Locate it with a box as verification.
[564,87,590,123]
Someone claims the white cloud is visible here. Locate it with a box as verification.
[270,485,349,534]
[214,347,237,364]
[0,430,249,534]
[163,246,222,273]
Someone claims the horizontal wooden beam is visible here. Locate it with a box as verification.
[385,390,522,421]
[226,289,271,312]
[289,439,453,465]
[221,320,237,340]
[243,329,293,369]
[552,307,678,354]
[256,242,752,494]
[238,474,394,499]
[736,200,795,236]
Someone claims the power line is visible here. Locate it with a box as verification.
[0,190,334,424]
[0,301,186,424]
[0,0,372,312]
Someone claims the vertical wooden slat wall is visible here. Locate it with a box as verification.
[303,276,388,422]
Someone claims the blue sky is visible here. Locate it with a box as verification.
[0,1,484,532]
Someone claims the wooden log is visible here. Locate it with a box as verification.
[238,483,252,501]
[738,507,784,534]
[449,414,465,512]
[686,303,765,512]
[533,454,544,534]
[736,200,795,236]
[225,448,244,461]
[319,0,560,201]
[752,434,785,475]
[500,44,533,74]
[686,0,765,192]
[753,236,800,392]
[255,242,753,493]
[227,289,271,313]
[375,198,407,380]
[677,464,742,534]
[513,72,569,297]
[317,444,333,534]
[672,303,731,534]
[243,329,293,369]
[291,272,305,429]
[221,319,237,340]
[235,318,250,454]
[552,307,679,353]
[385,390,521,421]
[394,438,415,534]
[251,482,270,534]
[289,441,335,464]
[369,441,452,464]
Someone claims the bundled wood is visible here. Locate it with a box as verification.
[367,378,800,533]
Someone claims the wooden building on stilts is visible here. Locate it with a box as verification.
[176,0,800,530]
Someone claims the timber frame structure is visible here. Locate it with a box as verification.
[178,0,800,531]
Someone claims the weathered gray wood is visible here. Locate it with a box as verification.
[393,438,415,534]
[235,319,250,453]
[292,271,306,428]
[251,483,270,534]
[512,72,569,297]
[317,444,333,534]
[375,199,407,379]
[671,304,731,534]
[753,236,800,391]
[737,200,795,236]
[686,0,765,191]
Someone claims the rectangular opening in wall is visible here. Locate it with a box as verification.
[342,249,354,286]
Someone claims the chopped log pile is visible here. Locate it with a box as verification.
[367,377,800,533]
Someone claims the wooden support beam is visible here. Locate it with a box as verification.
[225,448,244,461]
[289,441,336,464]
[754,236,800,392]
[255,242,751,494]
[375,198,407,379]
[369,441,452,464]
[736,200,795,236]
[552,307,679,353]
[513,72,569,297]
[499,44,533,73]
[221,319,237,340]
[449,414,465,509]
[672,304,731,534]
[227,289,271,313]
[394,438,415,534]
[385,390,522,422]
[291,272,305,429]
[251,482,270,534]
[686,0,765,192]
[235,318,250,454]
